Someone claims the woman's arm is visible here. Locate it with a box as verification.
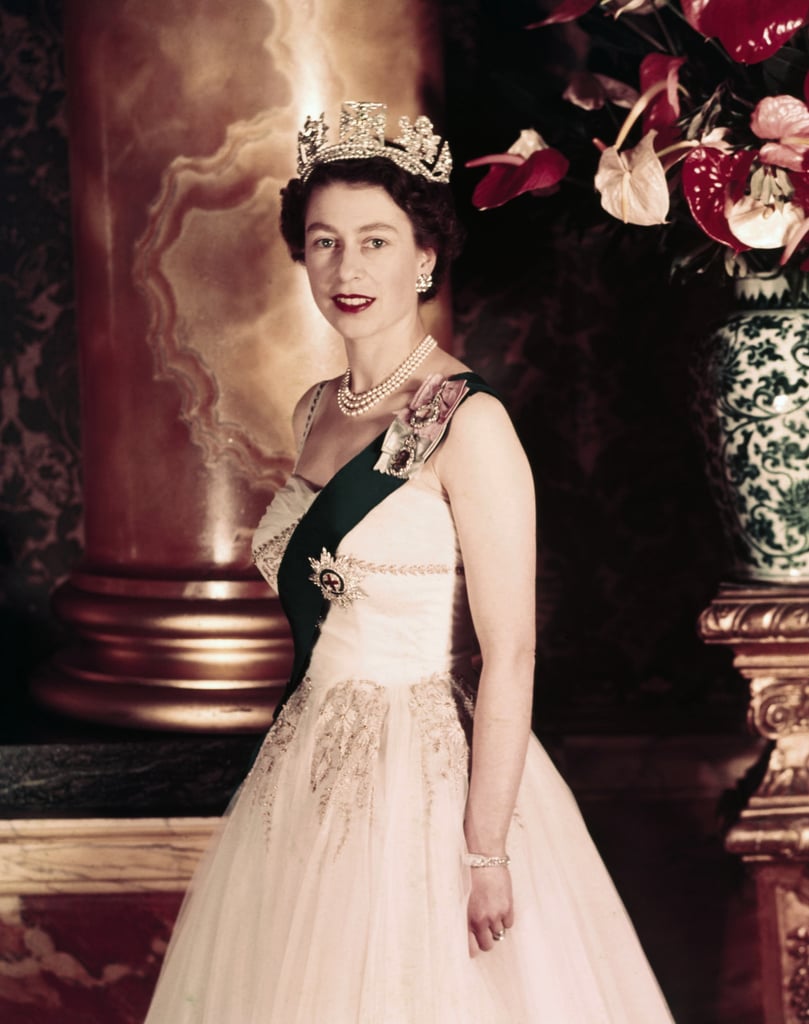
[433,393,537,955]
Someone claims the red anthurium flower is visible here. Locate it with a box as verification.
[640,54,687,150]
[681,0,809,65]
[791,171,809,214]
[751,95,809,172]
[681,147,754,250]
[784,217,809,264]
[563,71,639,111]
[466,130,570,209]
[782,173,809,262]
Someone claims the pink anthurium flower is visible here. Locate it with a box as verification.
[681,147,753,250]
[751,95,809,172]
[466,129,570,209]
[594,131,670,224]
[563,71,639,111]
[680,0,809,64]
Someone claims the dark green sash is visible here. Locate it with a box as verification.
[274,372,498,716]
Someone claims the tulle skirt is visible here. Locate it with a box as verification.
[144,671,674,1023]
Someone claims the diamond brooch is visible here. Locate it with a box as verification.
[308,549,367,608]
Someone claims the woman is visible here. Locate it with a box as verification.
[144,102,674,1023]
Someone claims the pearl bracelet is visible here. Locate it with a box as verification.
[463,852,511,869]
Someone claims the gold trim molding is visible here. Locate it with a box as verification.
[701,583,809,1021]
[699,584,809,646]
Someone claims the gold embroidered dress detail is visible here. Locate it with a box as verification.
[310,679,387,851]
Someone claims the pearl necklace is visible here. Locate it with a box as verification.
[336,334,437,417]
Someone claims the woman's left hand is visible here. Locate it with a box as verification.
[467,866,514,955]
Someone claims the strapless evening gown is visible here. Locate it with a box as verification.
[144,472,674,1023]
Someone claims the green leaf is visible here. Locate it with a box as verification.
[761,35,809,96]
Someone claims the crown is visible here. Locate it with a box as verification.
[297,101,452,184]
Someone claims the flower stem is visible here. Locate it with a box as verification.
[657,140,698,172]
[465,154,524,168]
[656,139,699,160]
[614,79,668,150]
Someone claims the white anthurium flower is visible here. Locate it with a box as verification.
[594,131,670,225]
[698,127,733,153]
[726,195,805,248]
[507,128,546,159]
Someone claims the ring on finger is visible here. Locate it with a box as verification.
[492,928,506,941]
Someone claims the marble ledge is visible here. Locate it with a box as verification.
[0,817,215,896]
[0,731,767,817]
[0,734,257,818]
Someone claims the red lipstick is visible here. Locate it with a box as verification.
[332,294,375,313]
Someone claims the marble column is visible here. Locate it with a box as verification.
[699,584,809,1024]
[33,0,449,731]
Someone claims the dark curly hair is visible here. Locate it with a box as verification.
[279,157,464,302]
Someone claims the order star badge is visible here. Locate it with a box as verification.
[308,548,367,608]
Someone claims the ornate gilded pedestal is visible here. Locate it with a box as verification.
[700,584,809,1023]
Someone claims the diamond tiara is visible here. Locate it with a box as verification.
[297,101,452,185]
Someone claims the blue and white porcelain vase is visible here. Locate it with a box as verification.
[693,271,809,582]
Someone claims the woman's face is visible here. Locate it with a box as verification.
[303,181,435,341]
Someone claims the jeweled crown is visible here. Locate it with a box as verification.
[297,101,452,184]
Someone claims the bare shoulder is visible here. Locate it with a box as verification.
[434,390,533,491]
[448,390,519,448]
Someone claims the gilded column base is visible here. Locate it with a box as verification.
[724,821,809,1024]
[32,571,290,732]
[700,583,809,1023]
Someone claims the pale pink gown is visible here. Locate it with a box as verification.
[144,467,675,1023]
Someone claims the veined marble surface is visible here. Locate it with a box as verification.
[0,817,214,895]
[0,735,256,816]
[0,890,180,1023]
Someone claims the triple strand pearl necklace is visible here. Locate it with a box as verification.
[336,334,437,418]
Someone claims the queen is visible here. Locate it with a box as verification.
[143,101,674,1023]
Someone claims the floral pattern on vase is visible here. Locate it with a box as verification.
[693,273,809,581]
